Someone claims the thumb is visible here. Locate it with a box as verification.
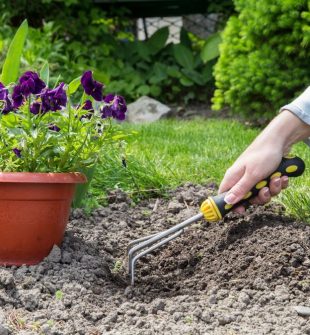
[224,172,256,204]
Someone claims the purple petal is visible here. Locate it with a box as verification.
[18,71,46,96]
[81,71,104,101]
[104,94,115,104]
[48,124,61,132]
[30,102,42,115]
[12,85,24,108]
[83,100,93,110]
[13,148,21,158]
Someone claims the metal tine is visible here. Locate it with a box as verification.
[130,229,184,286]
[127,232,158,252]
[128,213,203,280]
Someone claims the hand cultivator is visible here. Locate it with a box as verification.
[128,156,305,285]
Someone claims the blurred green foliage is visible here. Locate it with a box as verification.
[213,0,310,118]
[0,1,225,104]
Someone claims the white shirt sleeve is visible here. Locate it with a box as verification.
[280,86,310,146]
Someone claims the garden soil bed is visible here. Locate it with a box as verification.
[0,183,310,335]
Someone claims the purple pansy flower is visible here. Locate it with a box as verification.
[100,94,127,121]
[80,100,94,120]
[81,71,104,101]
[12,85,24,109]
[41,82,67,112]
[13,148,21,158]
[48,124,61,132]
[30,102,42,115]
[0,83,13,114]
[19,71,46,97]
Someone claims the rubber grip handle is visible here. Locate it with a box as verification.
[210,156,305,218]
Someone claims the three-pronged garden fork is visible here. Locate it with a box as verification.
[127,156,306,285]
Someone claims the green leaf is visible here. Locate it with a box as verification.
[167,66,181,78]
[68,76,82,95]
[180,76,194,87]
[1,19,28,85]
[181,69,206,86]
[201,32,222,63]
[202,62,214,82]
[173,44,195,70]
[146,26,169,55]
[40,61,49,86]
[180,28,192,48]
[150,85,161,97]
[137,85,150,95]
[135,41,151,61]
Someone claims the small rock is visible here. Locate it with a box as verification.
[44,245,61,263]
[127,96,171,123]
[167,200,184,214]
[61,251,72,264]
[294,305,310,316]
[238,292,250,305]
[208,295,217,305]
[0,269,15,288]
[201,311,212,323]
[218,314,235,326]
[173,312,183,321]
[41,324,51,335]
[124,286,134,298]
[193,308,202,318]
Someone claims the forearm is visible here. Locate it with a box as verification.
[246,110,310,155]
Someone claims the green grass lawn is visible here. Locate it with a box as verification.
[92,118,309,222]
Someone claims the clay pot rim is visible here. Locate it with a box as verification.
[0,172,87,183]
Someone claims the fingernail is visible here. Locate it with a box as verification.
[282,176,289,182]
[274,178,281,187]
[262,187,270,197]
[224,193,238,204]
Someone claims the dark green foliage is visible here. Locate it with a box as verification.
[213,0,310,118]
[0,1,223,104]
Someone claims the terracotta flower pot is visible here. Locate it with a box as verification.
[0,172,87,265]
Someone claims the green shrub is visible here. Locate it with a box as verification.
[213,0,310,118]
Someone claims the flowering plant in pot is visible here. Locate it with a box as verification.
[0,66,128,265]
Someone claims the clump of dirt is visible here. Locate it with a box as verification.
[0,183,309,335]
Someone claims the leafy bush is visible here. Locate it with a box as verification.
[213,0,310,118]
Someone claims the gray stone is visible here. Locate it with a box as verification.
[208,295,217,305]
[61,251,72,264]
[41,324,51,335]
[167,200,184,214]
[238,292,250,305]
[127,96,171,123]
[0,269,15,288]
[294,305,310,316]
[201,311,212,323]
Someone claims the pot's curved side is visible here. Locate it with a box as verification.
[0,173,86,265]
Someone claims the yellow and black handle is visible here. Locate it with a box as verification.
[200,156,305,222]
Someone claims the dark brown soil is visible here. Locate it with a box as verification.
[0,183,309,335]
[134,208,310,296]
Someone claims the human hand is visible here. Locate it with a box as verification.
[218,146,289,213]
